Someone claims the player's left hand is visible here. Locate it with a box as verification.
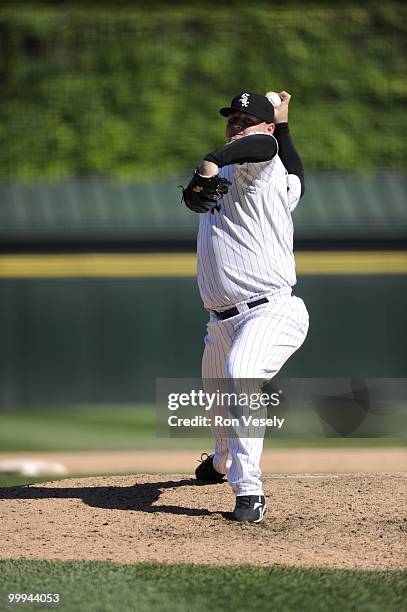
[180,171,231,214]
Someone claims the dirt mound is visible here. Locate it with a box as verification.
[1,473,406,570]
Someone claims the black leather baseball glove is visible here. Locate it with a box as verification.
[180,171,231,214]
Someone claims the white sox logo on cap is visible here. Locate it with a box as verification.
[219,92,274,123]
[239,93,250,108]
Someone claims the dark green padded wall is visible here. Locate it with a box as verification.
[0,276,406,408]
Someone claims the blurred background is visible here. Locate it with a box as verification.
[0,1,406,483]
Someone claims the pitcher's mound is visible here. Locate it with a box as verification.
[1,473,406,570]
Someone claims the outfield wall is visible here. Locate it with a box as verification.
[0,274,406,408]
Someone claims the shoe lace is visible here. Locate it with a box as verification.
[235,495,252,508]
[198,452,209,464]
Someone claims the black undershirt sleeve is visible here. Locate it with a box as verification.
[204,125,304,197]
[274,122,305,197]
[204,134,278,168]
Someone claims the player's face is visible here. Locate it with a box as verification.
[226,112,273,142]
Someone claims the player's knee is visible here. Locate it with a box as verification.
[225,358,263,380]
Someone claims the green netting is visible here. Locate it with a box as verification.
[0,3,406,180]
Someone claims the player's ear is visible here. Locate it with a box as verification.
[266,123,275,134]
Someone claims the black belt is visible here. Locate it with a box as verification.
[213,297,269,320]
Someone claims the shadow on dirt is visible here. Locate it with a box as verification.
[0,477,228,518]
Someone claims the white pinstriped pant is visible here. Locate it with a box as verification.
[202,290,309,496]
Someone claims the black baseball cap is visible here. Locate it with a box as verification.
[219,92,275,123]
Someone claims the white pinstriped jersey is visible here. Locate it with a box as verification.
[197,135,302,312]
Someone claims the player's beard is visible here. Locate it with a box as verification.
[227,134,243,143]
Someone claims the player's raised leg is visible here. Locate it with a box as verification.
[198,317,233,479]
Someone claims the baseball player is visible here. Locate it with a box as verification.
[182,91,309,522]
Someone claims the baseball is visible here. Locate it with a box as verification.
[265,91,281,107]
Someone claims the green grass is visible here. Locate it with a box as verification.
[0,561,406,612]
[0,406,404,452]
[0,473,136,488]
[0,406,212,451]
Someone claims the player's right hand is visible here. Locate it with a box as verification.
[273,91,290,124]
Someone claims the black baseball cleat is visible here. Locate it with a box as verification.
[195,453,225,482]
[232,495,267,523]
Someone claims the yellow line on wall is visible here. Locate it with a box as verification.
[0,253,195,278]
[0,251,406,278]
[297,251,407,275]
